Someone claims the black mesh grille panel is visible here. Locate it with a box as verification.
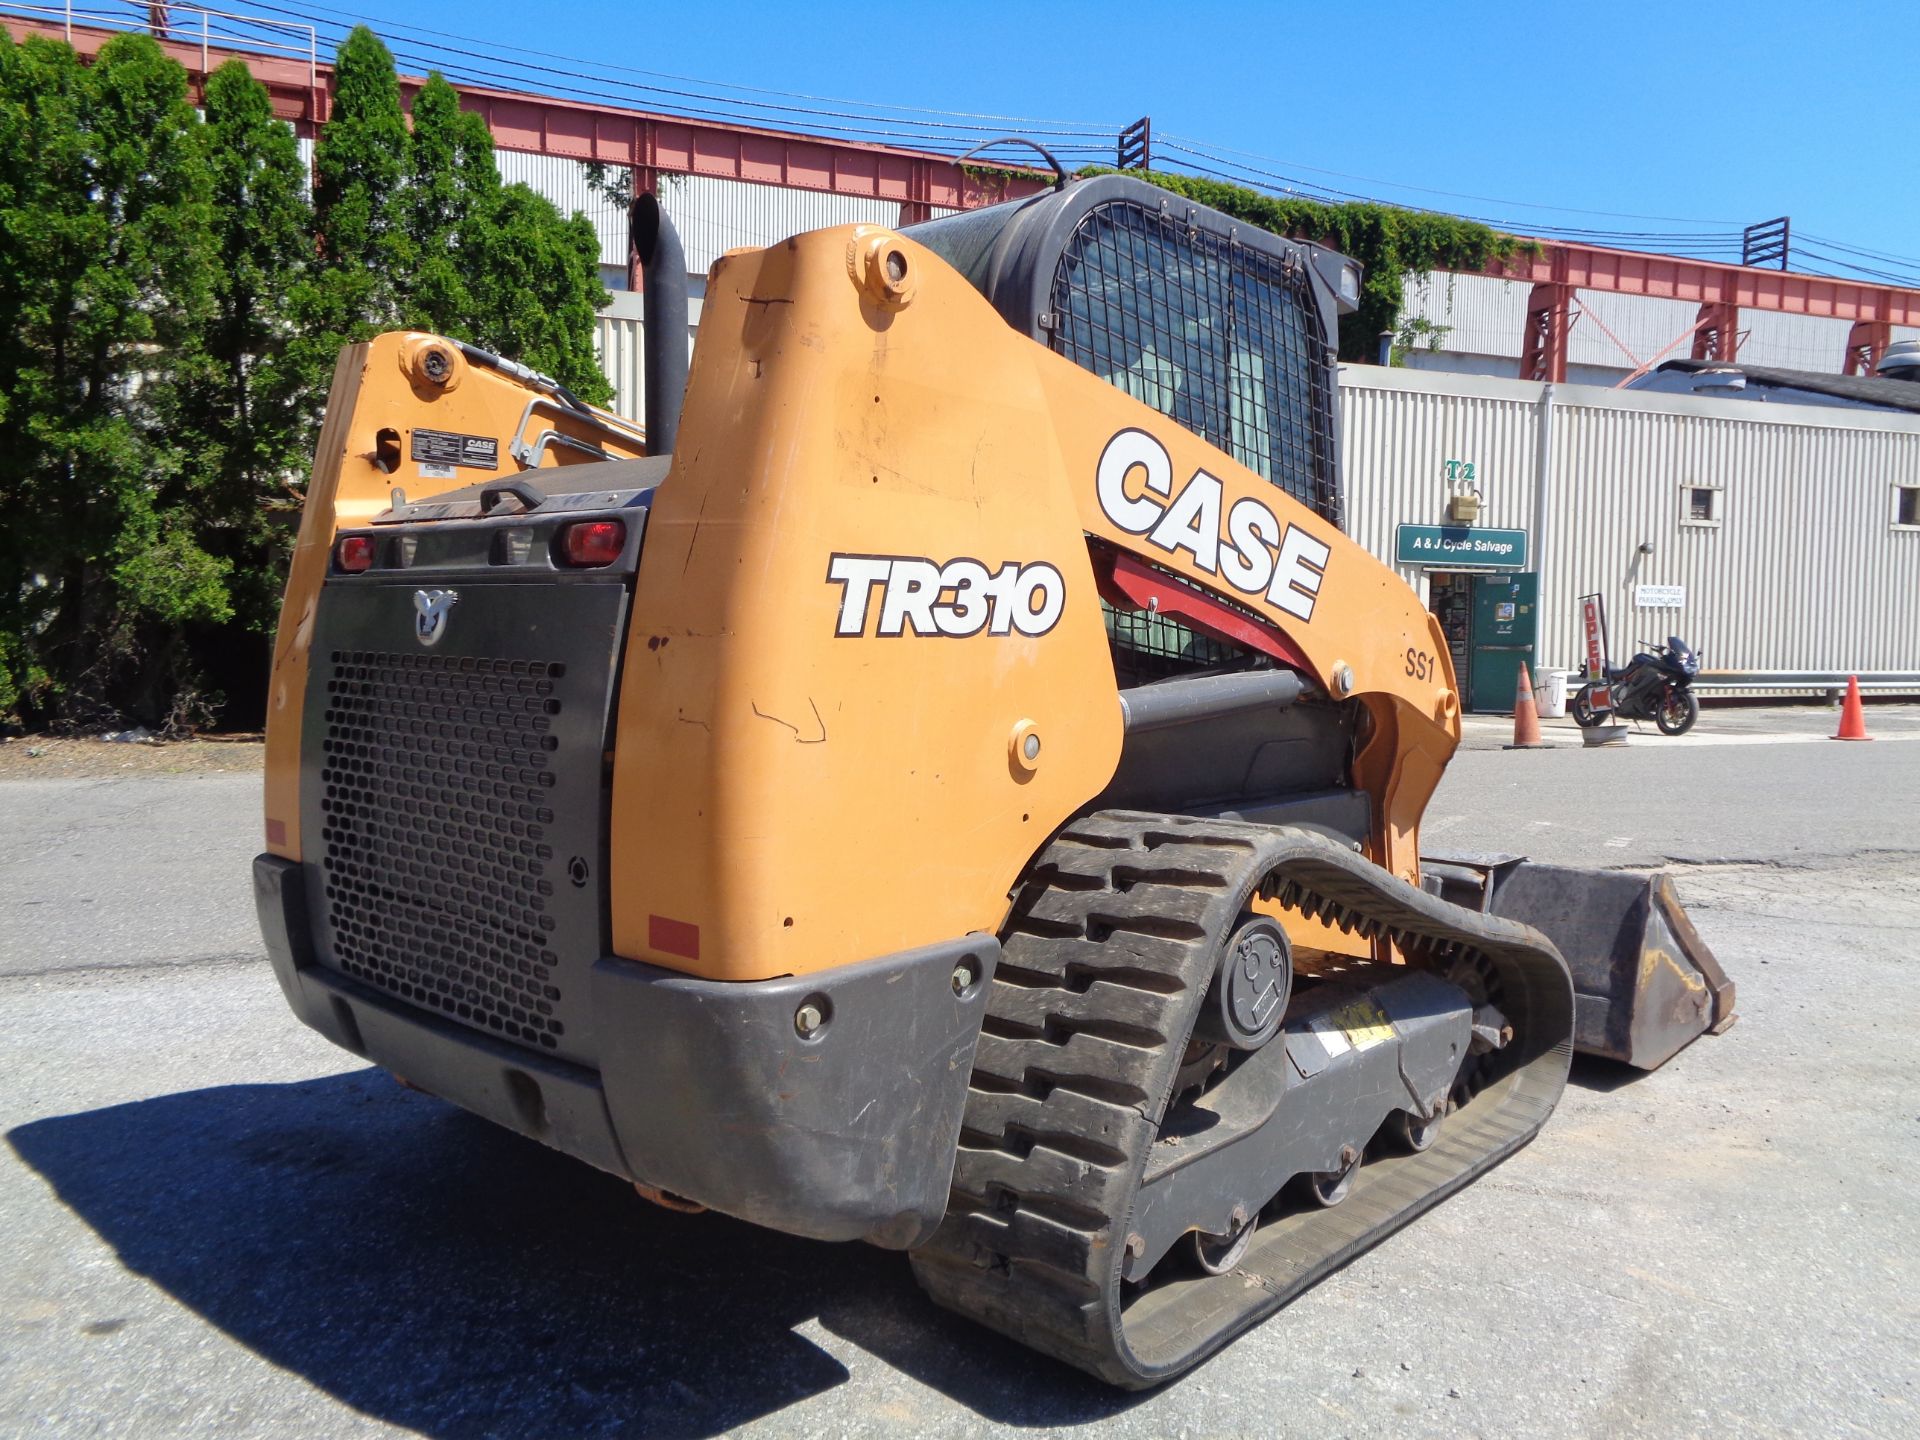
[318,649,568,1050]
[1049,198,1338,520]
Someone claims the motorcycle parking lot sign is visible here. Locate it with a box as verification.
[1635,584,1686,608]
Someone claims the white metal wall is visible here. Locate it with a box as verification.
[1340,365,1920,675]
[492,159,916,277]
[657,174,903,276]
[596,313,645,426]
[1339,377,1540,564]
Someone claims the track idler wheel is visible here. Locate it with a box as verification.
[1189,1208,1257,1276]
[1390,1108,1443,1154]
[1304,1145,1361,1207]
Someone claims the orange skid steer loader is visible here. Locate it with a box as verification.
[254,175,1734,1387]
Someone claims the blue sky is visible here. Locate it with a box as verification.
[268,0,1919,281]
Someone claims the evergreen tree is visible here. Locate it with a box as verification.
[1,24,618,726]
[0,30,90,716]
[169,58,313,637]
[288,25,407,406]
[0,31,220,725]
[402,68,608,401]
[401,72,484,335]
[465,186,613,404]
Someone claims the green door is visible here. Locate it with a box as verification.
[1468,572,1539,713]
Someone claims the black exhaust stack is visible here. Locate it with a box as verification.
[631,191,688,456]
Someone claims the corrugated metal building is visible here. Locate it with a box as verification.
[1341,365,1920,698]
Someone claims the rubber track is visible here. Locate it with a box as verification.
[909,811,1573,1389]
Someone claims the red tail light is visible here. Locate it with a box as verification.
[562,519,626,568]
[336,535,374,573]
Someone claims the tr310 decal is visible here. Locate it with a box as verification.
[826,554,1066,638]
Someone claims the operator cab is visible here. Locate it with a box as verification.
[915,176,1373,844]
[908,174,1359,527]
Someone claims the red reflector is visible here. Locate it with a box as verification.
[336,535,374,572]
[563,519,626,567]
[648,914,700,960]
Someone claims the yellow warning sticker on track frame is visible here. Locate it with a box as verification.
[1309,996,1397,1058]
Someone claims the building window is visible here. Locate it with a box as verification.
[1683,485,1722,527]
[1898,486,1920,529]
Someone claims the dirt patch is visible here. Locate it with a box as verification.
[0,735,264,779]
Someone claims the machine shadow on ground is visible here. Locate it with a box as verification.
[8,1070,1139,1437]
[1566,1054,1653,1094]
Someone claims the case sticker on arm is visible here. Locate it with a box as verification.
[1095,428,1330,622]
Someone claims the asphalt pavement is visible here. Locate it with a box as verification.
[3,708,1918,1438]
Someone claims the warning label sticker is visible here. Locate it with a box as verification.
[1309,996,1397,1058]
[411,428,499,471]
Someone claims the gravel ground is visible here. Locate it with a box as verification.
[0,736,262,780]
[2,714,1916,1438]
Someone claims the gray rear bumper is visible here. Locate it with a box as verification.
[254,853,997,1247]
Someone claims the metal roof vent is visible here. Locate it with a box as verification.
[1690,366,1748,395]
[1875,339,1920,381]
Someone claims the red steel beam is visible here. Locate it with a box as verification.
[1487,243,1920,327]
[28,19,1920,335]
[1691,302,1742,362]
[1842,321,1891,376]
[11,17,1044,211]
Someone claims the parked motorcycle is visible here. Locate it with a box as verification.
[1570,636,1703,735]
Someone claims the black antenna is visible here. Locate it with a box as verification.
[955,137,1069,191]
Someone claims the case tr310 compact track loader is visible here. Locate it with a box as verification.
[254,174,1735,1387]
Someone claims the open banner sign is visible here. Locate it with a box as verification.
[1579,593,1611,680]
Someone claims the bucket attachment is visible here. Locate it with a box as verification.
[1422,855,1736,1070]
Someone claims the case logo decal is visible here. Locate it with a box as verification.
[826,554,1065,638]
[1095,428,1331,622]
[413,588,459,647]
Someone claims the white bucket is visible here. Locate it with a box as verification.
[1535,666,1571,719]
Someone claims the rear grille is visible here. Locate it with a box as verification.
[318,649,569,1050]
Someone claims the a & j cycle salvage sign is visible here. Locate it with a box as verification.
[1394,524,1529,569]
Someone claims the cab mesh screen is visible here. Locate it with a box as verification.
[1048,198,1338,520]
[1051,198,1339,682]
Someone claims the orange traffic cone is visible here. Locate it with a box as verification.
[1832,675,1872,740]
[1505,662,1549,749]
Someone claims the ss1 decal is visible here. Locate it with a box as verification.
[1094,428,1332,623]
[1405,647,1437,681]
[826,554,1066,639]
